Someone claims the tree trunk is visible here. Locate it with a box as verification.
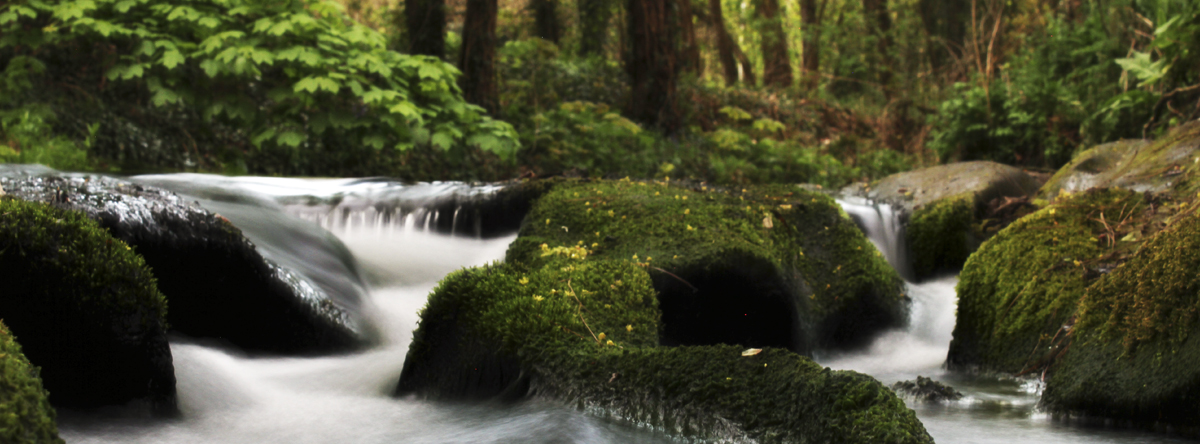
[532,0,561,43]
[799,0,821,90]
[407,0,446,58]
[918,0,966,75]
[755,0,793,88]
[460,0,499,114]
[579,0,614,56]
[678,0,703,74]
[627,0,681,133]
[708,0,739,85]
[863,0,894,96]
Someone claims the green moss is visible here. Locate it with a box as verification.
[399,253,931,443]
[0,321,63,444]
[505,179,903,346]
[906,193,974,279]
[0,197,167,321]
[948,189,1143,373]
[1042,209,1200,427]
[0,196,173,410]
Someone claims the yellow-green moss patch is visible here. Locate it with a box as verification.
[0,321,63,444]
[906,193,975,279]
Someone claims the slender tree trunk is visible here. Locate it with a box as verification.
[918,0,966,75]
[627,0,681,132]
[532,0,561,43]
[799,0,821,89]
[708,0,739,85]
[863,0,894,97]
[755,0,793,88]
[732,41,757,86]
[460,0,499,114]
[579,0,614,56]
[407,0,446,58]
[678,0,702,74]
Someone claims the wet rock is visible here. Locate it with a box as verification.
[842,161,1042,280]
[0,198,176,414]
[397,257,932,443]
[0,170,367,354]
[505,180,907,354]
[1039,121,1200,201]
[891,376,963,402]
[0,320,65,443]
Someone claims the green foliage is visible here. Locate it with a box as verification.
[0,56,95,170]
[0,321,64,444]
[518,101,660,178]
[1,0,518,167]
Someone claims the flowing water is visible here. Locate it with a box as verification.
[56,175,1194,443]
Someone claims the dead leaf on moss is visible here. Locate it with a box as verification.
[741,348,762,356]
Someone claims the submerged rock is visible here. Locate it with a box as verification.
[397,255,931,443]
[0,320,65,444]
[505,180,907,353]
[891,376,963,403]
[0,171,368,354]
[842,161,1041,280]
[0,198,175,414]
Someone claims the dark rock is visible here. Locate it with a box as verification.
[0,198,176,414]
[891,376,964,402]
[0,169,368,354]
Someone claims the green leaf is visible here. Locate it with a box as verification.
[267,20,293,36]
[160,50,185,69]
[251,128,277,146]
[276,131,305,147]
[114,0,136,13]
[388,101,420,119]
[294,76,320,93]
[199,59,222,77]
[431,131,454,149]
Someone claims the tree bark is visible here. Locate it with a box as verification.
[627,0,681,133]
[917,0,966,74]
[532,0,561,43]
[799,0,821,90]
[460,0,499,114]
[578,0,614,56]
[707,0,739,85]
[677,0,703,74]
[863,0,894,96]
[407,0,446,58]
[755,0,793,88]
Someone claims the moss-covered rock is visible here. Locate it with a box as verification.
[0,321,64,444]
[1041,207,1200,430]
[1039,121,1200,201]
[505,179,905,353]
[947,189,1144,374]
[842,161,1042,280]
[0,173,366,354]
[0,197,176,413]
[397,256,932,443]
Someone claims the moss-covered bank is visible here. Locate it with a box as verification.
[947,189,1145,374]
[505,179,905,352]
[1042,206,1200,429]
[905,194,976,280]
[0,197,176,413]
[0,321,63,444]
[397,253,931,443]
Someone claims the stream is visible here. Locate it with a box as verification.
[57,175,1194,443]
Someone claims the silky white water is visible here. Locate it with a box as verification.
[56,176,1195,443]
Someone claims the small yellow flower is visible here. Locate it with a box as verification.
[1049,208,1057,215]
[608,210,615,217]
[585,201,590,205]
[545,218,551,225]
[646,256,652,261]
[682,196,688,200]
[655,191,660,196]
[540,243,549,250]
[595,231,600,237]
[684,209,690,215]
[592,243,599,248]
[632,254,638,260]
[673,255,678,259]
[606,340,615,346]
[598,332,607,341]
[519,277,529,285]
[533,295,544,301]
[687,225,694,231]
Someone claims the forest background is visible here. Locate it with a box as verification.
[1,0,1198,186]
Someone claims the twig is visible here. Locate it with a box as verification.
[566,279,600,344]
[651,266,698,293]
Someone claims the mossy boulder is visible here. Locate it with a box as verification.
[0,173,366,354]
[397,256,932,443]
[505,180,906,353]
[843,161,1042,280]
[1039,121,1200,201]
[0,197,176,413]
[0,321,64,444]
[1041,207,1200,430]
[947,189,1144,374]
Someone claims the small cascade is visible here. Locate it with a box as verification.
[837,197,913,280]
